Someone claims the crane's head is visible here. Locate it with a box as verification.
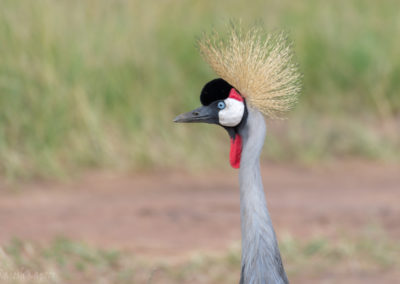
[173,24,302,169]
[174,78,247,169]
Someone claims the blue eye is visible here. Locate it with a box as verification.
[217,101,226,110]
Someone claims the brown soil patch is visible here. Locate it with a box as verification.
[0,161,399,258]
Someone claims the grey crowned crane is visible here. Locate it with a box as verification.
[174,24,301,284]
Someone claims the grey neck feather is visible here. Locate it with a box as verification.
[238,107,288,284]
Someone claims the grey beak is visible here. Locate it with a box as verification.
[173,105,217,124]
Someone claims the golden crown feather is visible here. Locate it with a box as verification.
[198,23,302,118]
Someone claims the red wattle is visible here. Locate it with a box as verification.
[229,134,242,169]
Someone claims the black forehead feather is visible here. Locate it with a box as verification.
[200,78,233,106]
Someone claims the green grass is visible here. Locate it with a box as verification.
[0,0,399,179]
[0,232,399,284]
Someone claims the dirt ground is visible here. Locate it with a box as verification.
[0,161,399,282]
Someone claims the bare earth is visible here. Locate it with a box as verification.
[0,161,399,282]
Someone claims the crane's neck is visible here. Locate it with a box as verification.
[238,108,288,284]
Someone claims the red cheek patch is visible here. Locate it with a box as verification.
[229,134,242,169]
[225,88,243,168]
[228,88,244,102]
[228,88,243,169]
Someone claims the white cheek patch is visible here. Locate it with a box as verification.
[218,98,245,127]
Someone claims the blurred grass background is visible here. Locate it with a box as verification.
[1,0,399,180]
[1,230,399,283]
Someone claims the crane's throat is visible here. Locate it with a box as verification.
[229,134,242,169]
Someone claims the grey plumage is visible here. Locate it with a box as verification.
[238,107,289,284]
